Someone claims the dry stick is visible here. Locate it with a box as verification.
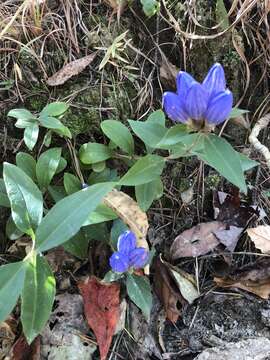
[249,113,270,169]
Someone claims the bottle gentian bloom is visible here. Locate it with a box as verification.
[163,63,233,128]
[109,230,149,273]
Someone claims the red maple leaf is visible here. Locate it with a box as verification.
[78,276,120,360]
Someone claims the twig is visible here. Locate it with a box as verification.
[249,113,270,169]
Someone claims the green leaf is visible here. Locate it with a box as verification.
[83,204,117,226]
[21,255,55,344]
[119,155,165,186]
[216,0,229,30]
[88,168,119,184]
[135,177,163,211]
[8,108,36,121]
[39,115,72,138]
[64,173,81,195]
[35,182,115,252]
[126,273,152,319]
[43,131,52,147]
[0,261,27,322]
[110,219,128,250]
[83,223,110,242]
[0,179,10,208]
[16,152,37,181]
[229,107,249,119]
[48,185,66,203]
[92,161,106,173]
[55,157,67,174]
[198,134,247,193]
[15,118,37,129]
[129,120,187,149]
[140,0,160,17]
[101,120,134,155]
[36,148,62,190]
[63,230,89,259]
[103,271,123,283]
[146,110,165,126]
[24,123,39,151]
[3,163,43,234]
[40,102,69,117]
[6,216,24,240]
[79,143,113,164]
[238,153,259,172]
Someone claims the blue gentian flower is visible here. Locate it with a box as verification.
[109,230,149,273]
[163,63,233,126]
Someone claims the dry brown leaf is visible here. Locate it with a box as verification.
[214,258,270,299]
[159,58,179,90]
[231,115,250,129]
[47,52,97,86]
[247,225,270,253]
[103,189,149,273]
[103,0,128,16]
[170,221,226,259]
[154,257,185,322]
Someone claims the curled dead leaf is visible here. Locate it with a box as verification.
[47,53,97,86]
[79,276,120,360]
[170,221,226,259]
[159,57,179,90]
[247,225,270,253]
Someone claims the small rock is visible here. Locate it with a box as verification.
[195,337,270,360]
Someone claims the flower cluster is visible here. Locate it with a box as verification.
[109,230,149,273]
[163,63,233,126]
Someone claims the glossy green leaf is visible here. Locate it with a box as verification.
[24,123,39,151]
[40,102,69,117]
[36,148,62,190]
[64,173,81,195]
[16,152,37,181]
[63,230,89,259]
[3,163,43,234]
[126,273,152,319]
[88,168,119,185]
[135,177,163,211]
[101,120,134,155]
[8,108,36,121]
[39,115,72,138]
[0,179,10,208]
[103,271,123,283]
[79,143,113,164]
[35,182,115,252]
[119,155,165,186]
[198,134,247,193]
[0,261,27,322]
[15,118,37,129]
[21,255,56,344]
[6,216,24,240]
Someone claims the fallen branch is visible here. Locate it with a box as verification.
[249,113,270,169]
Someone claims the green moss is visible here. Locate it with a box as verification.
[205,172,222,190]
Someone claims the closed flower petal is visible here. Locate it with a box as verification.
[129,248,149,269]
[176,71,195,99]
[204,90,233,124]
[110,252,129,273]
[117,230,136,254]
[163,92,189,123]
[202,63,226,100]
[185,82,208,120]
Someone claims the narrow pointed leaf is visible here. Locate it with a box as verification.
[24,123,39,151]
[16,152,37,181]
[36,148,62,190]
[101,120,134,155]
[35,182,115,252]
[21,255,56,344]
